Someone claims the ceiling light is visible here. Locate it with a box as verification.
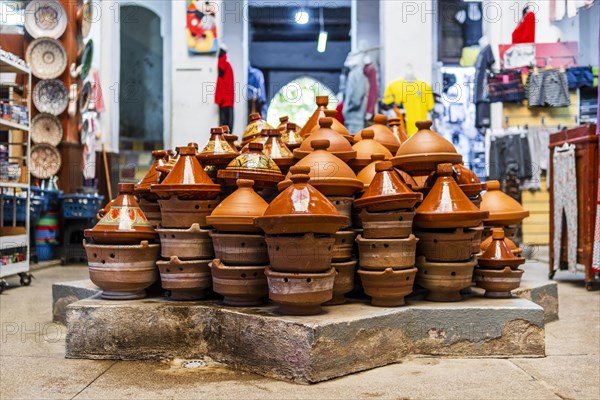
[294,10,309,25]
[317,31,328,53]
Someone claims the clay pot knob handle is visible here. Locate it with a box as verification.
[375,161,394,172]
[487,180,500,190]
[152,150,167,160]
[388,117,400,125]
[188,142,199,150]
[286,122,296,131]
[373,114,388,125]
[318,117,334,128]
[266,129,281,137]
[279,116,289,123]
[179,146,197,156]
[316,96,329,106]
[324,109,337,117]
[290,172,311,184]
[436,163,453,176]
[249,113,260,121]
[224,134,238,142]
[289,165,311,176]
[249,142,264,151]
[311,139,330,151]
[118,182,135,193]
[236,179,255,188]
[415,120,433,131]
[220,125,230,133]
[361,129,375,140]
[371,153,386,161]
[210,127,224,135]
[492,228,505,240]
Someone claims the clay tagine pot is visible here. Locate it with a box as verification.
[414,164,489,229]
[474,266,524,298]
[265,233,335,273]
[349,130,393,171]
[242,112,274,145]
[354,114,401,154]
[388,117,408,144]
[300,95,329,137]
[217,142,284,188]
[356,234,418,270]
[332,230,357,261]
[414,227,478,262]
[156,223,214,260]
[211,231,269,266]
[206,179,268,233]
[310,109,353,141]
[264,266,336,315]
[324,259,357,305]
[480,234,522,256]
[392,120,462,174]
[278,140,363,196]
[210,259,268,307]
[198,127,239,166]
[415,256,477,302]
[255,166,350,235]
[357,153,387,189]
[477,228,525,270]
[134,150,168,201]
[361,209,415,239]
[156,256,212,300]
[358,267,418,307]
[85,183,158,245]
[420,163,487,199]
[261,128,295,173]
[294,118,357,162]
[157,196,219,229]
[281,122,303,150]
[150,146,221,200]
[480,180,530,226]
[354,161,423,212]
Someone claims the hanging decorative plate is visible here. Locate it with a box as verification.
[78,39,93,80]
[79,0,93,38]
[31,144,62,179]
[33,79,68,115]
[25,0,68,39]
[79,81,92,113]
[26,37,67,79]
[31,113,63,146]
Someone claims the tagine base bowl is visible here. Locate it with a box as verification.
[391,153,463,175]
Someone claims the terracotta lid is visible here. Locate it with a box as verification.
[354,161,423,212]
[392,120,462,174]
[388,117,409,144]
[261,129,294,172]
[281,122,303,150]
[394,168,419,190]
[134,150,168,200]
[350,129,393,170]
[480,180,530,225]
[309,109,352,138]
[294,117,357,162]
[277,115,290,129]
[242,113,274,145]
[414,163,489,229]
[217,142,284,188]
[206,179,269,232]
[300,95,329,137]
[480,234,521,255]
[354,114,401,153]
[278,139,363,196]
[478,228,526,269]
[85,182,157,244]
[420,163,487,198]
[357,153,387,189]
[150,146,221,200]
[198,127,239,166]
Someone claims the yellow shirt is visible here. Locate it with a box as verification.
[382,79,434,136]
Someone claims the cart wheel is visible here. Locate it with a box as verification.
[548,270,556,280]
[0,280,6,294]
[585,282,594,291]
[19,273,32,286]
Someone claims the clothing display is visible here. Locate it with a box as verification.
[487,69,526,103]
[503,44,536,69]
[455,2,483,47]
[552,143,578,273]
[512,11,536,44]
[382,79,434,135]
[521,127,550,191]
[364,63,379,117]
[459,46,480,67]
[488,131,533,181]
[551,0,595,21]
[343,57,368,133]
[526,69,571,107]
[248,65,267,118]
[216,49,235,129]
[566,66,594,89]
[473,45,495,128]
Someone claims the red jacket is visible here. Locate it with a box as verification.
[512,12,536,44]
[215,52,235,107]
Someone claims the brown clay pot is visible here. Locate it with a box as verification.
[157,223,214,260]
[392,120,462,174]
[356,234,418,270]
[157,196,219,229]
[354,114,401,153]
[332,230,357,261]
[388,117,408,145]
[261,129,294,173]
[420,163,487,199]
[264,267,336,315]
[265,233,334,273]
[327,196,353,228]
[241,112,274,145]
[294,118,357,162]
[480,180,530,226]
[138,198,161,228]
[470,224,485,255]
[281,122,303,150]
[210,232,269,266]
[84,239,159,300]
[156,256,211,300]
[480,234,522,256]
[314,109,353,141]
[324,259,357,305]
[134,150,168,201]
[357,153,387,189]
[361,209,415,239]
[415,256,477,302]
[349,130,393,171]
[300,95,329,137]
[474,266,524,298]
[477,228,525,270]
[217,142,284,188]
[209,259,268,306]
[198,127,239,166]
[414,227,479,262]
[358,267,417,307]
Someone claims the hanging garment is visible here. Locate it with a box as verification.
[344,62,368,133]
[566,66,594,89]
[248,65,267,118]
[460,46,481,67]
[512,11,536,44]
[336,101,345,125]
[487,129,533,181]
[364,63,378,116]
[487,70,526,103]
[215,50,235,109]
[473,45,495,128]
[455,3,483,47]
[219,107,234,131]
[382,79,434,135]
[521,127,550,191]
[443,73,457,93]
[526,70,570,107]
[503,44,536,69]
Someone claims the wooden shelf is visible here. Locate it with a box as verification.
[0,119,29,131]
[0,181,28,189]
[0,55,30,74]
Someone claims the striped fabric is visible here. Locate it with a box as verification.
[526,70,571,107]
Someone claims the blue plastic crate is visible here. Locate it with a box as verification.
[36,242,55,262]
[60,194,104,219]
[31,188,63,212]
[2,195,44,222]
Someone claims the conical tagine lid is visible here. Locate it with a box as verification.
[478,228,525,269]
[300,95,329,137]
[134,150,167,200]
[242,113,273,145]
[217,142,284,188]
[355,114,401,153]
[310,109,352,139]
[388,117,408,144]
[85,183,157,244]
[206,179,268,232]
[198,127,239,166]
[421,163,487,198]
[350,129,393,170]
[357,153,387,189]
[480,233,521,256]
[294,117,357,162]
[261,129,294,173]
[480,180,530,225]
[281,122,303,150]
[414,163,488,229]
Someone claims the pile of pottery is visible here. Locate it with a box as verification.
[84,183,159,300]
[133,150,168,227]
[197,127,239,179]
[480,180,530,242]
[151,145,221,300]
[353,161,422,306]
[206,179,270,306]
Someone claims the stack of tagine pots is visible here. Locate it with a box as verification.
[241,113,274,147]
[206,179,270,306]
[255,166,350,315]
[353,161,422,306]
[480,180,530,243]
[355,114,401,154]
[84,183,159,299]
[151,145,221,300]
[134,150,168,227]
[413,163,489,302]
[474,228,525,298]
[349,129,393,172]
[197,127,239,180]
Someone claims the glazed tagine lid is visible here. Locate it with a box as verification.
[300,95,329,137]
[480,234,521,255]
[357,153,387,189]
[392,120,463,174]
[281,122,303,150]
[414,163,489,229]
[310,109,353,140]
[294,118,357,162]
[478,228,526,269]
[150,145,221,199]
[85,183,157,245]
[388,117,408,144]
[350,130,393,170]
[480,180,530,225]
[217,142,284,188]
[134,150,168,200]
[255,166,350,235]
[242,113,274,145]
[277,140,364,196]
[261,129,295,172]
[354,161,423,212]
[206,179,269,232]
[198,127,239,166]
[354,114,401,153]
[420,163,487,198]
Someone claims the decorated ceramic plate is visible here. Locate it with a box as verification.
[31,143,62,179]
[78,39,93,80]
[79,81,92,113]
[26,37,67,79]
[33,79,68,115]
[25,0,67,39]
[31,113,63,146]
[79,0,93,38]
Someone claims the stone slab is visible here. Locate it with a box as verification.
[65,296,545,384]
[53,280,101,323]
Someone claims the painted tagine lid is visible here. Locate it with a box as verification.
[85,183,157,244]
[300,95,329,137]
[217,142,284,188]
[294,118,357,162]
[134,150,168,201]
[242,113,273,145]
[261,129,295,173]
[388,117,408,144]
[421,163,487,199]
[281,122,303,150]
[480,180,530,226]
[278,140,363,196]
[357,153,387,189]
[206,179,268,233]
[478,228,525,269]
[392,120,462,174]
[414,163,489,229]
[354,161,423,212]
[350,130,393,170]
[255,166,350,235]
[198,127,239,166]
[355,114,401,153]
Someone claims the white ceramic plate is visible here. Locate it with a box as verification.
[33,79,68,116]
[31,143,62,179]
[25,0,67,39]
[31,113,63,146]
[26,37,67,79]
